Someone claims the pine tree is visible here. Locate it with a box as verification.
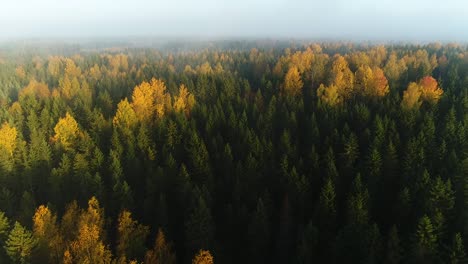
[248,198,270,263]
[412,215,438,263]
[4,222,38,264]
[384,225,402,264]
[185,196,215,257]
[0,211,10,262]
[449,233,467,264]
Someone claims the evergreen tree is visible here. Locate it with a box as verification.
[4,222,38,264]
[185,196,215,257]
[412,215,438,263]
[449,233,467,264]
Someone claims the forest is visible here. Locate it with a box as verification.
[0,40,467,263]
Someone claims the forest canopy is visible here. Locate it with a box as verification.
[0,40,467,263]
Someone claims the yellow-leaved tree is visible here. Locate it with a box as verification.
[132,78,171,122]
[52,112,80,151]
[317,84,341,106]
[116,210,149,261]
[113,98,138,130]
[67,197,112,264]
[283,66,303,96]
[354,65,389,98]
[384,52,407,83]
[33,205,64,263]
[64,58,81,77]
[47,56,62,77]
[401,82,423,110]
[401,76,443,110]
[192,250,214,264]
[419,76,443,104]
[0,122,17,156]
[19,79,50,100]
[329,54,354,99]
[174,84,196,115]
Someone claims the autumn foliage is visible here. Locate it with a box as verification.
[192,249,214,264]
[401,76,443,110]
[283,66,303,96]
[52,112,81,150]
[419,76,443,104]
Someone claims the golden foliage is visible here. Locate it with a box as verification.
[116,210,149,258]
[184,65,196,75]
[371,67,390,97]
[283,66,303,96]
[355,66,389,97]
[401,76,443,110]
[368,45,387,67]
[0,122,17,156]
[48,56,62,77]
[346,52,370,71]
[59,76,73,100]
[33,205,64,263]
[131,78,171,121]
[419,76,443,104]
[63,250,72,264]
[317,84,341,106]
[19,79,51,100]
[64,58,81,77]
[108,54,129,73]
[69,197,112,264]
[52,112,80,150]
[89,64,102,79]
[198,62,213,75]
[132,81,155,121]
[33,205,55,237]
[401,82,422,110]
[330,55,354,99]
[113,98,138,130]
[192,250,214,264]
[117,210,134,257]
[354,65,374,94]
[384,52,407,82]
[290,48,314,73]
[174,84,196,115]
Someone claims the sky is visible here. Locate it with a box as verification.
[0,0,467,41]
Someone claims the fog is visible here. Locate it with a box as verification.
[1,0,467,41]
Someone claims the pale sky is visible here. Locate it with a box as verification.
[1,0,467,41]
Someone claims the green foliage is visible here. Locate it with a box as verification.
[0,41,466,263]
[4,222,38,264]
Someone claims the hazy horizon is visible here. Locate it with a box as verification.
[1,0,468,41]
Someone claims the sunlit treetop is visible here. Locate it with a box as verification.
[0,122,18,156]
[419,76,443,104]
[283,66,303,96]
[52,112,81,150]
[317,84,341,107]
[330,54,354,100]
[132,78,172,121]
[113,98,138,130]
[401,82,423,110]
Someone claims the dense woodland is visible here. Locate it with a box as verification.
[0,40,467,263]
